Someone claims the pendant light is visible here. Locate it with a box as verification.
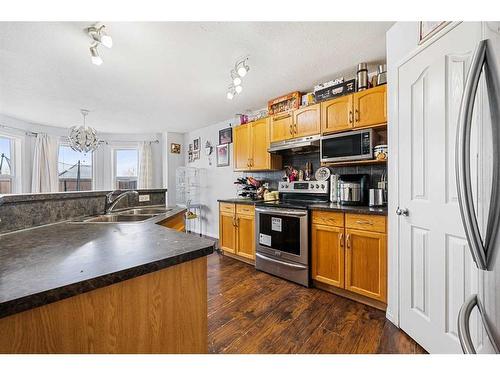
[68,109,100,153]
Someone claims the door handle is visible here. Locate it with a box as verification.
[294,123,298,134]
[458,294,500,354]
[355,109,360,122]
[289,124,293,135]
[456,39,500,270]
[340,232,344,247]
[256,253,308,270]
[346,233,351,248]
[396,207,409,216]
[355,220,373,225]
[349,110,353,124]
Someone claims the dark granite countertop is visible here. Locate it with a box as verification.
[218,198,261,205]
[308,203,387,216]
[0,206,214,319]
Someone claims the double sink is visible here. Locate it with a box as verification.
[77,206,172,223]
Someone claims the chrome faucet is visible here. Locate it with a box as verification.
[105,190,139,214]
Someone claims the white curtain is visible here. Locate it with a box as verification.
[31,133,59,193]
[138,141,153,189]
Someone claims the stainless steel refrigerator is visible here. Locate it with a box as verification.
[456,24,500,354]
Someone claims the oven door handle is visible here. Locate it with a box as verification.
[255,208,308,217]
[256,253,308,270]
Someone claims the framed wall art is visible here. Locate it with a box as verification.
[219,127,232,145]
[170,143,181,154]
[216,144,230,167]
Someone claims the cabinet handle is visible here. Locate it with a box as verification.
[294,123,298,134]
[289,124,293,135]
[340,232,344,247]
[232,216,236,226]
[235,217,239,227]
[250,158,254,167]
[355,109,359,122]
[355,220,373,225]
[346,234,351,248]
[349,110,353,124]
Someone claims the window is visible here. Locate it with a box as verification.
[114,148,138,189]
[58,145,93,191]
[0,136,13,194]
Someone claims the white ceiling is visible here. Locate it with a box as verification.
[0,22,393,134]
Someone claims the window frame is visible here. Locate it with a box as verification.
[112,145,139,190]
[57,140,96,192]
[0,132,22,194]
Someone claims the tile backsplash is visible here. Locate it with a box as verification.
[243,151,387,190]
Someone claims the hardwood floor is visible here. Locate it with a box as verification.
[207,252,426,354]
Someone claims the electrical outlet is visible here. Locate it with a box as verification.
[138,194,150,202]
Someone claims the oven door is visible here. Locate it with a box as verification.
[320,129,373,162]
[255,207,308,265]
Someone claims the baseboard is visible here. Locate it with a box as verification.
[313,280,387,311]
[222,251,255,266]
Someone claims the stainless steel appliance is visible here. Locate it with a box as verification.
[455,38,500,354]
[338,174,369,206]
[255,181,329,286]
[268,134,320,153]
[320,129,373,163]
[356,62,368,91]
[376,64,387,86]
[368,188,384,207]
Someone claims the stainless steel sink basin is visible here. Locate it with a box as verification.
[121,207,172,215]
[83,214,157,223]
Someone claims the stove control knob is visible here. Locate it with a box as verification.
[316,184,319,188]
[321,184,325,189]
[310,184,314,189]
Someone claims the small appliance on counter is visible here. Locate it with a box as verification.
[329,174,339,203]
[369,188,385,207]
[338,174,369,206]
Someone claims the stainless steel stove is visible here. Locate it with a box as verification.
[254,181,329,286]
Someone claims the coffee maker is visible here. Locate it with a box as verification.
[338,174,369,206]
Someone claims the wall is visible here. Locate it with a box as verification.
[162,132,185,206]
[0,114,164,193]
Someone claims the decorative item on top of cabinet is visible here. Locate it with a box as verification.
[292,103,320,137]
[219,203,255,264]
[267,91,301,115]
[234,118,282,172]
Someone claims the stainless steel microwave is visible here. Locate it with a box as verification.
[320,129,373,163]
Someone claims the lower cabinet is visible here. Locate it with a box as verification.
[311,211,387,306]
[219,203,255,262]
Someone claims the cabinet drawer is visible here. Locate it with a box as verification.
[236,204,254,215]
[220,202,235,214]
[345,213,386,233]
[312,210,344,227]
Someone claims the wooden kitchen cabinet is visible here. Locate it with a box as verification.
[353,85,387,128]
[219,203,255,262]
[344,228,387,303]
[234,118,281,172]
[311,222,345,288]
[270,112,293,142]
[321,95,353,134]
[293,103,320,137]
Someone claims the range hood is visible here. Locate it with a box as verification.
[268,134,320,153]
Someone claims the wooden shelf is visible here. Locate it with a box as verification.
[321,159,387,168]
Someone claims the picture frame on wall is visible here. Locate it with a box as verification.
[170,143,181,154]
[216,144,230,167]
[418,21,450,44]
[219,127,232,145]
[193,137,200,151]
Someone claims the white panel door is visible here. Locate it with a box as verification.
[398,22,483,353]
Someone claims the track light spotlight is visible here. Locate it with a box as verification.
[236,58,250,77]
[87,24,113,48]
[90,45,103,66]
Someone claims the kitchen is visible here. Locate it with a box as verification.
[0,4,499,371]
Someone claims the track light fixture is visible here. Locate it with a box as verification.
[226,57,250,100]
[85,23,112,66]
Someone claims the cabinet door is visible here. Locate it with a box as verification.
[233,124,251,171]
[293,104,320,137]
[219,210,236,254]
[250,118,270,170]
[311,223,344,288]
[270,112,293,142]
[235,214,255,260]
[320,95,353,134]
[345,229,387,302]
[352,85,387,128]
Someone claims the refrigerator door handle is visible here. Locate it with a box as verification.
[458,294,500,354]
[456,39,500,270]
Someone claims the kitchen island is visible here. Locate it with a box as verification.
[0,207,214,353]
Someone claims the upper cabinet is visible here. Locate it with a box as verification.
[321,95,353,133]
[320,85,387,135]
[352,85,387,128]
[234,117,282,172]
[293,103,320,137]
[270,112,293,143]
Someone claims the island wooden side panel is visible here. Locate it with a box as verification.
[0,256,207,354]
